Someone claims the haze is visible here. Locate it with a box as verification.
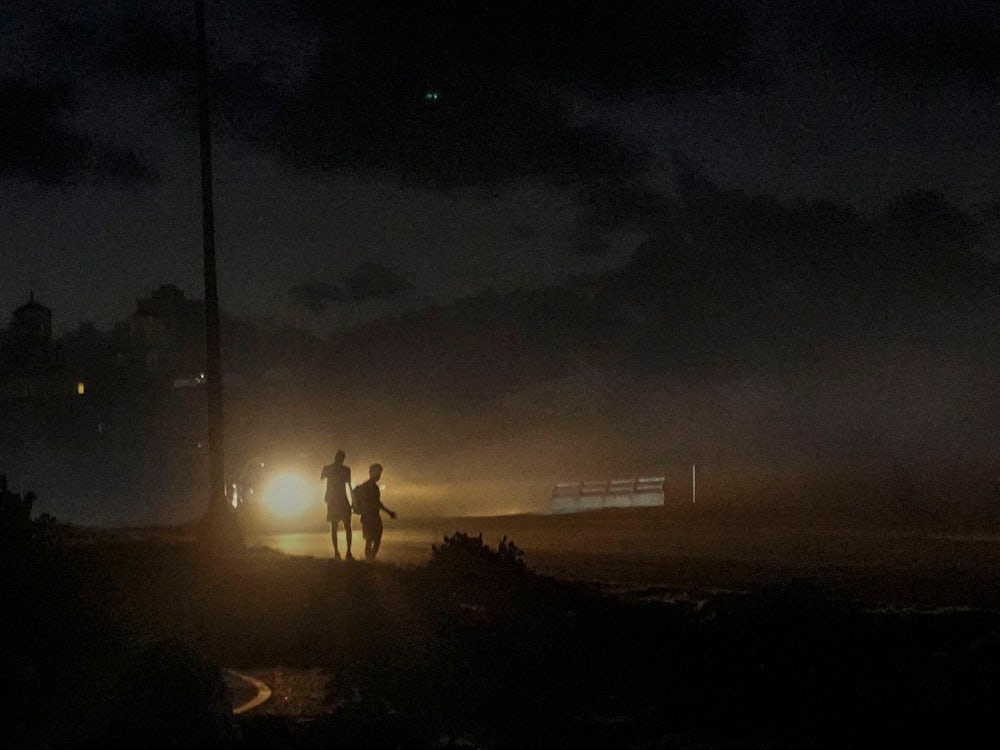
[1,1,998,527]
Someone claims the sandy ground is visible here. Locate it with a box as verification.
[250,506,1000,610]
[94,505,1000,725]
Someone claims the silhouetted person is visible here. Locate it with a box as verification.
[321,450,354,560]
[353,463,396,560]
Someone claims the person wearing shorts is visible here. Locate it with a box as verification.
[353,463,396,560]
[321,449,354,560]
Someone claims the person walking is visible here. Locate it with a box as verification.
[321,450,354,560]
[353,463,396,560]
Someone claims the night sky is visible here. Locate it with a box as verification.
[2,1,999,523]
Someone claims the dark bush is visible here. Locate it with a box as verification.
[429,531,525,571]
[423,532,533,619]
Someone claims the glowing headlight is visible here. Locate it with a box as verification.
[262,471,313,519]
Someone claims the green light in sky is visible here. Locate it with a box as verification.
[424,91,440,102]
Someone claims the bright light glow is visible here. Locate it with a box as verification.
[76,381,85,395]
[262,471,313,519]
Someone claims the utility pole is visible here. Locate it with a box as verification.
[195,0,232,541]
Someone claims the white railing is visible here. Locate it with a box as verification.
[550,476,665,514]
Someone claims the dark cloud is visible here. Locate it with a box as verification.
[506,1,752,92]
[342,263,414,302]
[15,1,1000,196]
[289,263,414,311]
[101,12,194,76]
[230,0,752,186]
[40,10,194,78]
[288,281,344,313]
[0,78,156,185]
[830,0,1000,81]
[15,2,648,192]
[884,189,977,247]
[85,138,159,186]
[397,187,994,383]
[265,66,643,188]
[615,186,998,370]
[0,78,88,183]
[296,0,751,93]
[5,0,999,331]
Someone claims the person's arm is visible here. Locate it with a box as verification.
[378,499,396,519]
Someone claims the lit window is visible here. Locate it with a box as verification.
[76,382,85,395]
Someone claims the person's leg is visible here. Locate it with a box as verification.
[330,521,340,560]
[370,524,383,559]
[330,523,341,559]
[344,514,354,560]
[361,517,371,559]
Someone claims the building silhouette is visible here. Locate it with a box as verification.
[2,291,54,374]
[0,292,66,400]
[0,285,213,525]
[115,284,205,379]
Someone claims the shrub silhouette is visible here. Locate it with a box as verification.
[423,532,530,615]
[427,531,525,583]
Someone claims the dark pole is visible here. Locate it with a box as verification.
[195,0,226,520]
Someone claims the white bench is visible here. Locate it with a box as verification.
[550,476,665,514]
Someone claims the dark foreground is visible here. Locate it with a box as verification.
[3,517,999,749]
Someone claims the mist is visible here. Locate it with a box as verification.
[3,186,998,528]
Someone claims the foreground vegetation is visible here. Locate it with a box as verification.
[3,521,998,749]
